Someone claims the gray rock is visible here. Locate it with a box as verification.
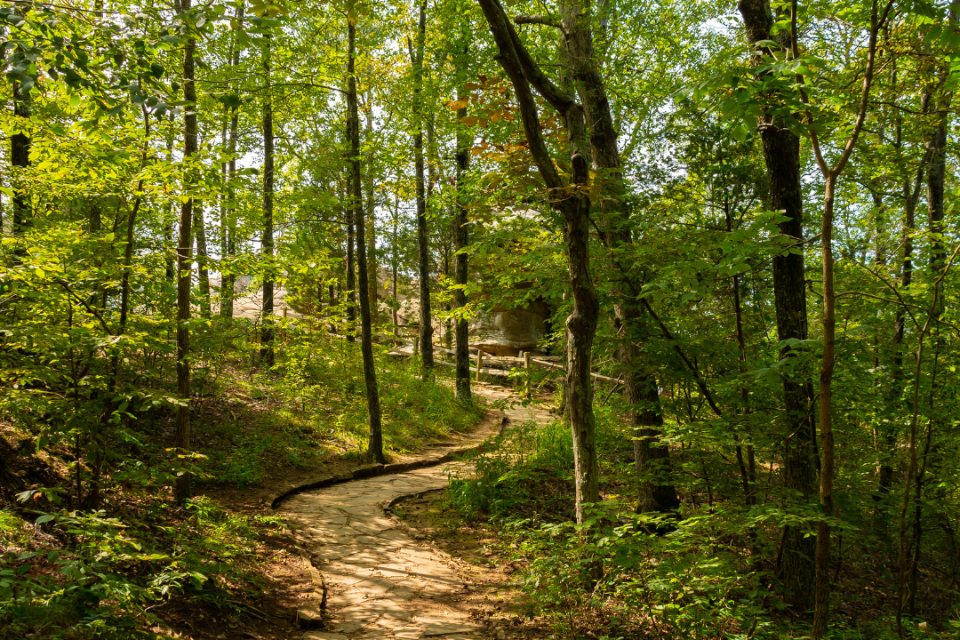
[469,301,548,356]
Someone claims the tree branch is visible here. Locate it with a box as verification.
[514,14,559,28]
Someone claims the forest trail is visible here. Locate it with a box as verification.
[282,384,554,640]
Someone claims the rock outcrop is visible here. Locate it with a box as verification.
[468,301,549,356]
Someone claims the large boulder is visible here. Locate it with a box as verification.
[396,297,420,327]
[468,301,548,356]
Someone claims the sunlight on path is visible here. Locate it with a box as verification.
[283,385,553,640]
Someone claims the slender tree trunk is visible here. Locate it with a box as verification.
[411,0,434,373]
[560,0,678,513]
[10,77,30,241]
[883,115,924,517]
[347,17,385,464]
[90,109,151,510]
[164,114,176,284]
[908,75,951,618]
[174,0,197,504]
[195,203,211,318]
[813,175,839,639]
[392,190,400,334]
[478,0,600,523]
[738,0,817,609]
[220,118,228,312]
[442,247,452,349]
[260,32,275,366]
[364,99,378,316]
[345,181,356,341]
[454,90,472,402]
[220,2,244,322]
[812,9,882,635]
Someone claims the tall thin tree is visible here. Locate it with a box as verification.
[453,81,472,402]
[738,0,817,609]
[410,0,434,374]
[173,0,198,504]
[347,10,385,463]
[261,26,275,366]
[220,1,245,322]
[478,0,600,524]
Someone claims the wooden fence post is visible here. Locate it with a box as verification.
[524,351,532,398]
[476,350,484,381]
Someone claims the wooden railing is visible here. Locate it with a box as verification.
[386,337,623,394]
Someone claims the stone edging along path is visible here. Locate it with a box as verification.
[270,416,505,510]
[272,384,554,640]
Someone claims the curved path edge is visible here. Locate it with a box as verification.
[271,410,508,509]
[281,386,555,640]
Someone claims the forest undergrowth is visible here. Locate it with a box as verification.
[0,326,481,640]
[444,394,960,640]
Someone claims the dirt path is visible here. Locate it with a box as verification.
[282,385,553,640]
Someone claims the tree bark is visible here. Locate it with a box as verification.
[391,189,400,333]
[810,6,884,635]
[813,174,838,638]
[194,203,211,318]
[411,0,434,374]
[261,30,275,367]
[347,17,385,464]
[220,1,244,323]
[10,76,30,241]
[478,0,600,523]
[908,64,952,618]
[559,0,679,513]
[454,87,472,402]
[738,0,817,610]
[345,178,356,341]
[174,0,197,504]
[364,98,378,316]
[164,113,176,284]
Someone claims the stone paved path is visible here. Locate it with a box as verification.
[283,385,554,640]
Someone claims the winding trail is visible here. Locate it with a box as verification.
[282,385,553,640]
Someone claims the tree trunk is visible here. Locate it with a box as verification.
[164,114,176,284]
[813,175,838,639]
[194,203,211,318]
[392,190,400,334]
[632,372,680,513]
[728,199,757,506]
[174,0,197,504]
[346,180,356,341]
[454,92,471,402]
[364,99,378,317]
[478,0,600,524]
[737,0,817,610]
[10,76,30,241]
[220,1,244,323]
[882,111,925,526]
[347,17,385,464]
[260,31,275,367]
[908,73,951,618]
[559,0,679,513]
[92,110,151,509]
[811,10,881,633]
[411,0,434,374]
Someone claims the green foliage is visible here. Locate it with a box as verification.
[0,498,281,639]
